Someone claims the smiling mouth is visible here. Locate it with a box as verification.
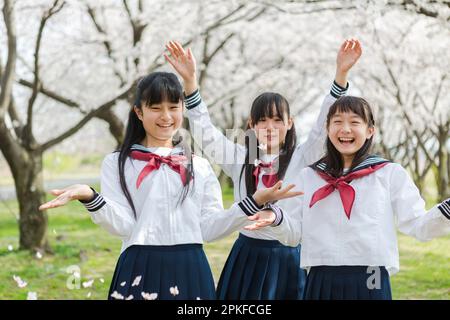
[338,137,355,144]
[157,124,173,128]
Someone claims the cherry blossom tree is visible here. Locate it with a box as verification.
[1,0,449,252]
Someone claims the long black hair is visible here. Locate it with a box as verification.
[118,72,194,218]
[319,96,375,177]
[239,92,297,196]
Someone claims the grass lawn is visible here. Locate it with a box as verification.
[0,186,449,300]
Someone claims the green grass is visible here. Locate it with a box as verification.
[0,187,449,300]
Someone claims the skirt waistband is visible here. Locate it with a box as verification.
[124,243,203,252]
[238,233,294,248]
[309,265,388,275]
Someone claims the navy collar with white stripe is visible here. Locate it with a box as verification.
[312,154,391,176]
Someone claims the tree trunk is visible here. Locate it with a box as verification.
[97,108,124,149]
[435,126,449,202]
[11,150,50,251]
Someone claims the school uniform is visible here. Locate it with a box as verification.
[272,155,450,300]
[80,144,277,300]
[184,81,348,300]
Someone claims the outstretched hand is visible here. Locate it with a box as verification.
[253,180,304,206]
[39,184,94,211]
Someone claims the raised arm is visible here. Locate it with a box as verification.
[299,39,362,166]
[165,41,245,178]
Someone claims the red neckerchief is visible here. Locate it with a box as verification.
[130,150,188,188]
[310,157,390,219]
[253,160,279,188]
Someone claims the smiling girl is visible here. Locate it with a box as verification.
[247,96,450,299]
[165,39,362,300]
[39,72,300,300]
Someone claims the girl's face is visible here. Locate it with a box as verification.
[134,100,183,147]
[251,106,293,153]
[327,110,374,162]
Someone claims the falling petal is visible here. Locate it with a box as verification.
[258,143,267,151]
[27,292,37,300]
[169,286,179,296]
[52,229,57,235]
[13,275,27,288]
[110,291,124,300]
[99,278,105,283]
[86,292,92,298]
[132,275,142,287]
[125,295,134,300]
[196,297,201,300]
[36,251,43,259]
[141,292,158,300]
[82,279,94,288]
[7,245,13,251]
[120,281,126,287]
[149,293,158,300]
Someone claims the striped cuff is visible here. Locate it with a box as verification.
[437,199,450,220]
[264,203,284,227]
[79,187,106,212]
[238,196,264,216]
[330,80,349,98]
[184,89,202,110]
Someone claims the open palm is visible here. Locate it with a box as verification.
[253,180,304,205]
[39,184,93,211]
[164,41,196,82]
[337,39,362,73]
[244,209,276,231]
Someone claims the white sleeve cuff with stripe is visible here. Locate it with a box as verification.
[184,89,202,110]
[237,197,284,226]
[264,203,284,227]
[438,199,450,220]
[330,80,349,99]
[238,196,264,216]
[79,187,106,212]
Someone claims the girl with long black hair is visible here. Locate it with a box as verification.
[39,71,300,300]
[165,39,362,299]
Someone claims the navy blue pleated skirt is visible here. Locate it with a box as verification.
[108,244,215,300]
[216,233,306,300]
[303,266,392,300]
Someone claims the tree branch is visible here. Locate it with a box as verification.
[86,4,126,85]
[0,0,17,119]
[370,37,436,165]
[24,0,65,147]
[18,78,82,110]
[39,87,132,152]
[8,96,24,139]
[265,0,449,20]
[207,57,286,109]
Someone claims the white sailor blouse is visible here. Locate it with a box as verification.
[184,81,349,241]
[271,156,450,275]
[80,145,277,253]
